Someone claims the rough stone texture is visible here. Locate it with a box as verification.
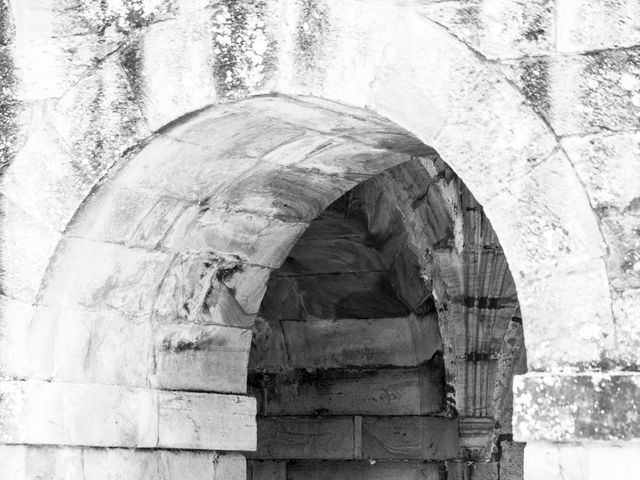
[249,363,445,416]
[524,441,640,479]
[158,390,257,450]
[514,373,640,442]
[507,48,640,136]
[556,0,640,52]
[155,324,252,393]
[286,461,445,480]
[0,445,245,480]
[418,0,555,59]
[1,1,640,478]
[0,381,256,450]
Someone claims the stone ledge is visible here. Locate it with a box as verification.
[514,372,640,442]
[0,381,256,450]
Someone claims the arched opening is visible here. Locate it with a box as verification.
[246,156,526,479]
[0,95,524,479]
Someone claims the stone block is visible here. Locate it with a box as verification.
[38,238,172,315]
[517,258,614,371]
[361,416,459,460]
[1,125,102,231]
[369,9,490,142]
[509,48,640,136]
[499,441,525,480]
[163,206,308,268]
[155,323,252,393]
[49,57,149,170]
[35,306,153,387]
[276,315,441,369]
[434,76,557,208]
[561,131,640,211]
[260,272,410,320]
[287,461,445,480]
[418,0,555,59]
[129,16,218,130]
[250,362,445,416]
[514,372,640,442]
[0,381,158,447]
[0,444,83,479]
[0,446,246,480]
[153,253,258,327]
[600,211,640,291]
[158,390,256,450]
[248,460,286,480]
[556,0,640,52]
[83,449,245,480]
[612,289,640,366]
[253,416,355,459]
[219,162,356,222]
[112,132,259,200]
[0,196,60,303]
[67,183,160,244]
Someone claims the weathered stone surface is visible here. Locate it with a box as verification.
[518,258,615,371]
[600,211,640,291]
[369,9,488,141]
[514,372,640,442]
[155,323,252,393]
[127,16,218,131]
[67,183,161,244]
[271,315,440,369]
[523,441,640,479]
[30,306,153,387]
[361,416,459,460]
[1,125,105,231]
[287,460,445,480]
[163,206,307,268]
[253,416,355,460]
[562,131,640,212]
[499,441,525,480]
[434,76,557,205]
[0,381,158,447]
[612,289,640,365]
[508,48,640,136]
[111,132,258,200]
[0,196,60,302]
[49,57,149,170]
[248,460,286,480]
[220,162,356,222]
[158,390,256,450]
[276,237,386,274]
[249,363,445,416]
[418,0,555,59]
[454,360,498,417]
[556,0,640,52]
[0,445,245,480]
[482,149,605,283]
[153,253,259,327]
[458,417,496,461]
[38,238,172,315]
[260,272,410,320]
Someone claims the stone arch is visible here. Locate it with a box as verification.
[0,1,617,478]
[1,94,522,473]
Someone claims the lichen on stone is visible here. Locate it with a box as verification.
[211,0,276,98]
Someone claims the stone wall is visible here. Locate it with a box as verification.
[0,0,638,479]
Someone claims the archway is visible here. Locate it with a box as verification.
[0,95,523,479]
